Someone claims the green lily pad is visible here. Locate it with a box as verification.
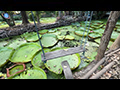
[31,48,51,69]
[74,30,88,37]
[48,29,56,33]
[0,47,13,67]
[111,31,120,41]
[80,41,98,62]
[41,34,58,47]
[89,33,101,39]
[39,29,48,34]
[65,35,74,40]
[0,40,8,47]
[57,35,65,40]
[24,32,42,42]
[8,38,26,49]
[92,20,103,24]
[7,65,24,79]
[92,28,104,34]
[13,67,47,79]
[45,47,81,74]
[9,43,41,63]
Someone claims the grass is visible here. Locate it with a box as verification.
[0,17,56,29]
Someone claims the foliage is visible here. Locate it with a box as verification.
[0,47,13,67]
[45,47,81,74]
[31,48,51,69]
[12,67,47,79]
[9,43,41,63]
[41,34,58,47]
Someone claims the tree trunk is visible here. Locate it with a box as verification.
[36,11,40,24]
[109,34,120,50]
[8,11,15,26]
[0,13,12,27]
[95,11,120,61]
[21,11,29,25]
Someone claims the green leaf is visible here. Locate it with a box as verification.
[65,35,74,40]
[45,47,81,74]
[39,29,48,34]
[13,67,47,79]
[31,48,51,69]
[41,34,58,47]
[0,47,13,67]
[74,30,88,37]
[89,33,101,39]
[9,43,41,63]
[24,32,42,42]
[8,38,26,49]
[111,31,119,41]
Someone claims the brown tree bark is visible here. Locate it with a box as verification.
[109,34,120,50]
[95,11,120,61]
[21,11,29,25]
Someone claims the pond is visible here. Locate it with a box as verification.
[0,18,120,79]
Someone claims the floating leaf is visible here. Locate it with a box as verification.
[13,67,47,79]
[57,35,65,40]
[89,33,101,39]
[45,47,81,74]
[31,48,51,69]
[9,43,41,63]
[65,35,74,40]
[41,34,58,47]
[24,32,42,42]
[111,31,120,41]
[74,30,88,37]
[0,47,13,67]
[7,64,25,79]
[39,29,48,34]
[8,38,26,49]
[0,40,8,47]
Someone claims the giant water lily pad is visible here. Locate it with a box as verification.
[24,32,42,42]
[0,47,13,67]
[65,35,74,40]
[8,38,26,49]
[7,64,25,79]
[45,47,81,74]
[89,33,101,39]
[74,30,88,36]
[13,67,47,79]
[57,35,65,40]
[10,43,41,63]
[41,34,58,47]
[0,40,8,47]
[39,29,48,34]
[92,28,104,34]
[111,31,120,41]
[31,48,51,69]
[80,41,98,62]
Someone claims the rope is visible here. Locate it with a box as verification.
[82,11,93,56]
[31,11,46,63]
[80,11,90,47]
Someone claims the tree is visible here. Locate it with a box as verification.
[21,11,29,25]
[36,11,40,24]
[7,11,15,26]
[0,11,15,27]
[95,11,120,61]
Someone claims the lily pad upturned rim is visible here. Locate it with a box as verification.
[9,43,41,63]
